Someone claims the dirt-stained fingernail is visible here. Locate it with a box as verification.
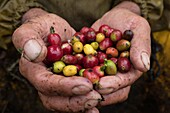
[24,39,42,61]
[85,100,99,109]
[141,52,150,70]
[72,85,92,95]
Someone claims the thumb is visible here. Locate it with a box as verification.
[12,24,47,62]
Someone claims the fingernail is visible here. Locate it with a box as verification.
[72,85,92,95]
[24,39,42,61]
[85,100,99,109]
[141,52,150,70]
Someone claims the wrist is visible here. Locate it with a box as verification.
[114,1,141,15]
[22,8,48,23]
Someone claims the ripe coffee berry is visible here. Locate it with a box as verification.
[45,25,134,85]
[122,30,134,41]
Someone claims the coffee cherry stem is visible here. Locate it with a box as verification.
[100,65,106,71]
[50,26,55,34]
[104,58,108,66]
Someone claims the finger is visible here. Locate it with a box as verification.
[99,86,131,106]
[12,13,75,62]
[19,57,93,96]
[130,17,151,72]
[86,107,99,113]
[39,90,101,113]
[92,8,151,72]
[97,66,142,95]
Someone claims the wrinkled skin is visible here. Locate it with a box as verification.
[13,9,102,113]
[12,1,151,113]
[92,2,151,106]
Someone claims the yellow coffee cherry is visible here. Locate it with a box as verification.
[96,33,105,43]
[71,36,80,44]
[73,41,83,53]
[83,44,97,55]
[63,65,77,76]
[91,42,99,50]
[53,61,65,73]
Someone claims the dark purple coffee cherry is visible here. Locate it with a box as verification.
[122,30,134,41]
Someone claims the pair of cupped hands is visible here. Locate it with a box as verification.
[12,1,151,113]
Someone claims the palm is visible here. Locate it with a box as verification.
[92,8,151,106]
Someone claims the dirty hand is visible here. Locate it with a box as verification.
[92,1,151,106]
[12,8,101,113]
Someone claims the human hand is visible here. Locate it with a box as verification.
[12,8,101,113]
[92,1,151,106]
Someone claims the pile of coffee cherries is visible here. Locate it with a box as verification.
[44,25,134,84]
